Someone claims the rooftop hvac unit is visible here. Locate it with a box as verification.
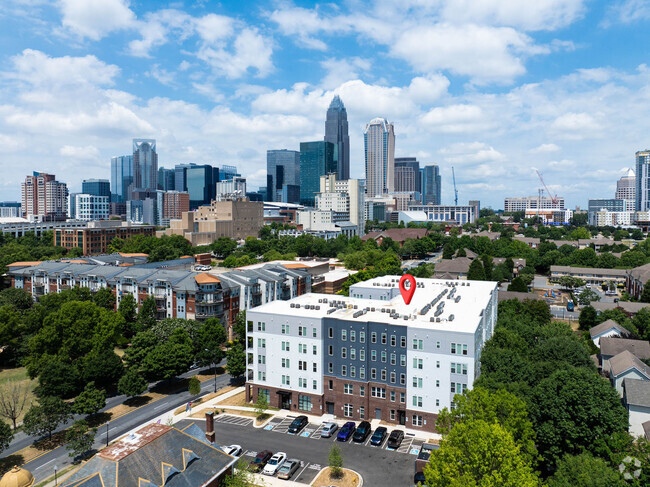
[371,307,375,312]
[430,317,436,322]
[436,318,441,322]
[316,305,320,310]
[455,296,461,303]
[449,314,455,321]
[327,308,336,314]
[290,303,295,308]
[296,304,301,308]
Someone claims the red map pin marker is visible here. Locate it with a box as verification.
[399,274,416,305]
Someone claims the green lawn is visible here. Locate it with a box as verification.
[0,367,37,427]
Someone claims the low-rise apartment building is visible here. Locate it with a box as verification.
[54,221,156,255]
[245,276,497,432]
[550,265,627,286]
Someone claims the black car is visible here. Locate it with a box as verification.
[248,450,273,472]
[414,471,427,485]
[387,429,405,449]
[352,421,372,443]
[288,415,308,434]
[370,426,387,446]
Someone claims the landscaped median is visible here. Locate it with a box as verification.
[182,388,279,427]
[312,467,362,487]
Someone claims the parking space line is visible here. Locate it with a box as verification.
[296,461,310,479]
[310,423,325,439]
[364,434,373,447]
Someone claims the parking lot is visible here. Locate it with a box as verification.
[178,414,418,486]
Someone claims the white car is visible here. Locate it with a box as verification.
[222,444,243,457]
[262,452,287,475]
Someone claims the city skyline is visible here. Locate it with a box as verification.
[1,1,650,208]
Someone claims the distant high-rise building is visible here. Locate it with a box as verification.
[394,157,420,193]
[299,141,336,206]
[69,194,110,222]
[636,151,650,211]
[132,139,158,193]
[364,118,395,197]
[0,202,21,218]
[324,95,350,180]
[21,172,68,221]
[616,168,636,207]
[159,191,189,226]
[504,196,565,212]
[186,164,217,209]
[110,155,133,203]
[82,179,110,199]
[216,177,247,200]
[219,165,240,182]
[158,167,175,191]
[267,150,300,203]
[422,165,441,205]
[174,163,196,192]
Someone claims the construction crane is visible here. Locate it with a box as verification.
[452,166,459,205]
[535,170,558,204]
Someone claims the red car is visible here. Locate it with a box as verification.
[248,450,273,472]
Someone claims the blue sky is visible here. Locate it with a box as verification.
[1,0,650,209]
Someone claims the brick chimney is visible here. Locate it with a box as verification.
[205,411,215,444]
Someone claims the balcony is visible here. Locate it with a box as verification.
[33,277,45,286]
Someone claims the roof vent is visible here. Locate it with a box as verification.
[449,314,455,321]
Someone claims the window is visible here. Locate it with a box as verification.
[359,406,365,419]
[390,372,396,383]
[400,336,406,348]
[299,395,313,411]
[462,344,468,356]
[413,358,423,369]
[282,358,290,368]
[390,353,396,365]
[412,339,423,350]
[328,345,333,356]
[360,331,366,343]
[282,324,289,334]
[400,354,406,366]
[391,335,396,346]
[360,367,366,379]
[298,378,307,388]
[248,320,254,332]
[341,347,347,359]
[451,343,468,355]
[258,371,266,381]
[298,326,306,336]
[390,390,396,401]
[282,375,290,385]
[360,349,366,361]
[412,415,423,427]
[350,330,356,342]
[350,348,356,360]
[258,355,266,364]
[298,360,307,370]
[436,361,440,368]
[436,399,440,406]
[400,392,405,403]
[281,341,289,351]
[381,351,387,363]
[436,341,441,349]
[341,365,347,376]
[436,380,440,387]
[371,387,386,398]
[313,345,317,355]
[390,410,396,421]
[328,362,333,373]
[328,380,333,390]
[451,363,468,375]
[258,388,270,402]
[381,333,387,344]
[371,368,377,379]
[400,373,406,385]
[313,363,318,372]
[451,383,468,394]
[381,369,387,381]
[360,386,365,397]
[344,403,353,417]
[371,350,377,361]
[257,322,265,331]
[371,332,377,343]
[350,366,356,378]
[313,380,317,390]
[313,327,317,338]
[299,343,307,354]
[413,377,423,388]
[412,396,423,407]
[341,329,347,341]
[344,384,353,395]
[328,327,333,338]
[258,338,266,348]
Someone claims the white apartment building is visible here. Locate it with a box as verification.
[245,276,498,432]
[504,196,565,212]
[69,194,110,222]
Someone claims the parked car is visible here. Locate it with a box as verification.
[288,415,308,434]
[352,421,372,443]
[566,301,575,312]
[370,426,388,446]
[337,421,356,442]
[262,452,287,476]
[321,422,338,438]
[414,470,427,485]
[222,444,243,457]
[387,429,405,449]
[277,458,301,480]
[249,450,273,472]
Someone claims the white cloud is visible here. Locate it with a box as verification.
[530,143,561,153]
[420,104,493,133]
[604,0,650,26]
[59,144,100,158]
[320,57,371,90]
[439,141,506,164]
[193,13,233,43]
[59,0,136,40]
[551,112,601,136]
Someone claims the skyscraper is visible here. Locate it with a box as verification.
[157,167,175,191]
[299,141,336,206]
[219,165,240,181]
[267,150,300,203]
[186,164,217,209]
[132,139,158,193]
[21,172,68,221]
[616,168,636,207]
[324,95,350,180]
[174,163,196,192]
[364,118,395,197]
[636,151,650,211]
[82,179,110,198]
[422,165,442,205]
[110,155,133,203]
[394,157,421,193]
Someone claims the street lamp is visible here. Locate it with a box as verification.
[204,349,218,393]
[105,422,109,447]
[53,465,58,486]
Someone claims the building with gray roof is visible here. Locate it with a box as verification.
[623,378,650,438]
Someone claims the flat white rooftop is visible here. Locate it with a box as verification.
[251,276,497,334]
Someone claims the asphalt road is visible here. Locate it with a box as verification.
[176,417,417,487]
[7,364,231,484]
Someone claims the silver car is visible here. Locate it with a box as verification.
[320,422,338,438]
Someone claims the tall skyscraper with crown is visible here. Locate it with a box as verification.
[324,95,350,180]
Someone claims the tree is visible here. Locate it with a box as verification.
[233,311,246,341]
[118,293,137,332]
[577,289,600,305]
[140,328,194,381]
[254,394,268,418]
[578,306,598,331]
[81,348,124,390]
[0,288,33,311]
[467,259,486,281]
[528,367,628,474]
[546,453,626,487]
[0,381,31,429]
[328,444,344,479]
[23,396,72,440]
[188,377,201,396]
[456,247,467,258]
[73,382,106,416]
[65,420,96,460]
[557,276,585,291]
[194,318,227,367]
[640,280,650,303]
[137,296,158,331]
[0,420,13,454]
[226,343,246,379]
[118,368,148,397]
[35,358,82,399]
[222,464,257,487]
[509,277,528,293]
[424,420,540,487]
[93,287,116,311]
